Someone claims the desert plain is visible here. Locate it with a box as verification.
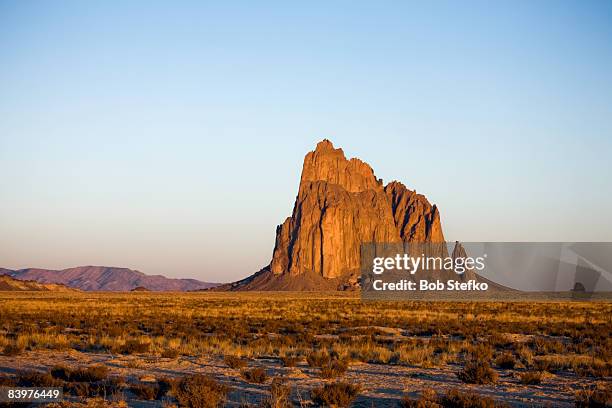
[0,292,610,407]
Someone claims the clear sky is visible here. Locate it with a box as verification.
[1,1,611,282]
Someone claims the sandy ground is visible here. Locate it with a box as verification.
[0,349,603,407]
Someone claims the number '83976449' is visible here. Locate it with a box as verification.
[1,387,62,402]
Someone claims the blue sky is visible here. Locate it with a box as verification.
[1,1,611,281]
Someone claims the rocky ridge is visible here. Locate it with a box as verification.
[2,266,218,291]
[0,274,77,291]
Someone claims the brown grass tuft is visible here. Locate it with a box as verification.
[241,367,268,384]
[311,381,360,408]
[575,383,611,408]
[174,374,230,408]
[495,352,516,369]
[224,355,248,370]
[457,360,498,384]
[519,371,544,385]
[261,378,291,408]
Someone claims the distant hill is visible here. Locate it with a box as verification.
[1,266,219,292]
[0,274,77,292]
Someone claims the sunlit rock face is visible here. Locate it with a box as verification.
[270,139,445,281]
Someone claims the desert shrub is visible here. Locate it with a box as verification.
[488,332,513,349]
[100,376,124,397]
[573,360,611,378]
[280,355,300,367]
[402,388,506,408]
[533,357,562,373]
[529,337,565,355]
[261,378,291,408]
[50,365,73,381]
[575,383,611,408]
[515,345,534,366]
[430,336,455,354]
[457,360,498,384]
[401,388,440,407]
[2,343,25,356]
[78,366,109,382]
[161,348,180,359]
[307,350,331,368]
[17,371,63,387]
[494,352,516,369]
[224,355,248,369]
[67,382,91,398]
[19,369,122,401]
[119,339,150,354]
[320,358,349,379]
[241,367,268,384]
[131,383,158,400]
[64,376,123,399]
[47,397,125,407]
[311,381,360,408]
[465,344,494,361]
[174,374,229,408]
[440,388,502,408]
[394,343,437,367]
[157,377,175,399]
[51,365,109,382]
[520,371,544,385]
[307,350,349,378]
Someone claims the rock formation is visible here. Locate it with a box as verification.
[226,139,446,291]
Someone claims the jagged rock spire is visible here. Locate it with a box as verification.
[269,140,445,281]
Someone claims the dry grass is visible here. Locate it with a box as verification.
[224,355,248,370]
[457,359,498,384]
[1,293,609,367]
[174,374,229,408]
[261,378,291,408]
[575,383,611,407]
[311,381,360,407]
[519,370,544,385]
[50,365,109,382]
[306,350,351,378]
[240,367,268,384]
[0,292,610,406]
[402,387,510,408]
[495,352,517,369]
